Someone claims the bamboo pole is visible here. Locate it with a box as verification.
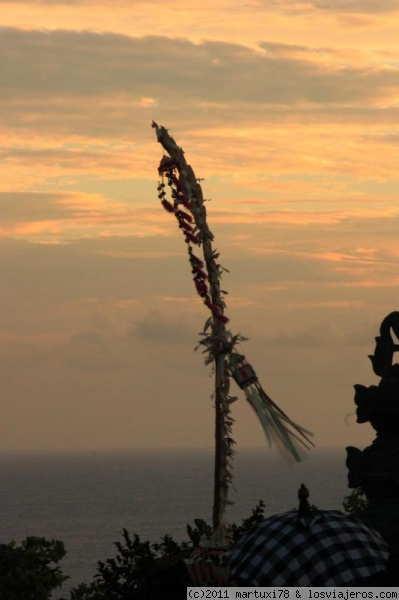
[152,122,314,546]
[152,122,233,541]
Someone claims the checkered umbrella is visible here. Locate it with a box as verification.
[228,506,389,586]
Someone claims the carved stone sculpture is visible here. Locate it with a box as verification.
[346,312,399,568]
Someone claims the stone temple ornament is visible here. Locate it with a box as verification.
[347,311,399,565]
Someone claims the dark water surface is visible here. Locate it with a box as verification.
[0,447,349,596]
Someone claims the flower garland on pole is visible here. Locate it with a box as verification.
[152,122,314,548]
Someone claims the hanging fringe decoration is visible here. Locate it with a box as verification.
[230,355,313,463]
[258,390,311,462]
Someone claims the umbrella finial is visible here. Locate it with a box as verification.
[298,483,310,515]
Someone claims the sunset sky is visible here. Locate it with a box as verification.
[2,0,399,455]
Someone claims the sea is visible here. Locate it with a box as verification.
[0,446,350,597]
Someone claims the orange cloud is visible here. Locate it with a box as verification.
[309,252,367,263]
[285,300,364,309]
[2,0,399,52]
[1,220,60,237]
[3,0,399,454]
[328,278,399,288]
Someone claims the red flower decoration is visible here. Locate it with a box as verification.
[178,211,193,223]
[194,279,208,297]
[161,199,175,213]
[194,267,208,280]
[185,232,199,245]
[158,156,179,174]
[189,254,205,268]
[213,312,230,324]
[181,221,193,233]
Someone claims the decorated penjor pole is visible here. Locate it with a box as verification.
[152,122,314,543]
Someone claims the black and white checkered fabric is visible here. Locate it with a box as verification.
[228,510,389,587]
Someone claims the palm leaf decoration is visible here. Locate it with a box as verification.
[152,122,314,545]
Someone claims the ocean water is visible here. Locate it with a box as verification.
[0,447,350,596]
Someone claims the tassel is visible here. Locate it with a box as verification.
[161,199,175,213]
[244,386,314,463]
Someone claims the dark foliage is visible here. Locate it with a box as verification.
[0,501,266,599]
[69,500,266,600]
[342,487,369,515]
[0,536,66,600]
[69,530,191,600]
